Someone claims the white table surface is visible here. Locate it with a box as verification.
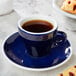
[0,1,76,76]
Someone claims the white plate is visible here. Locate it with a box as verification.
[53,0,76,19]
[0,0,13,16]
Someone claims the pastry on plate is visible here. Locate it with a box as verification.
[61,0,76,14]
[58,65,76,76]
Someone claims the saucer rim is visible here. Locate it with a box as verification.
[2,32,72,71]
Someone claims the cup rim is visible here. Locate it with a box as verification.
[18,15,58,35]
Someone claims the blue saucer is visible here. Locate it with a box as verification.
[3,32,72,70]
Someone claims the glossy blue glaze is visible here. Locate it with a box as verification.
[19,31,66,57]
[4,32,71,68]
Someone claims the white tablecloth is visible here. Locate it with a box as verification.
[0,1,76,76]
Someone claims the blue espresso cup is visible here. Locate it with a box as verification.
[18,15,66,57]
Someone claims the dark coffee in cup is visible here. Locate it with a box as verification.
[18,16,58,57]
[17,15,67,68]
[22,20,53,33]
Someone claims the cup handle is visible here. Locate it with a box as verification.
[51,31,67,48]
